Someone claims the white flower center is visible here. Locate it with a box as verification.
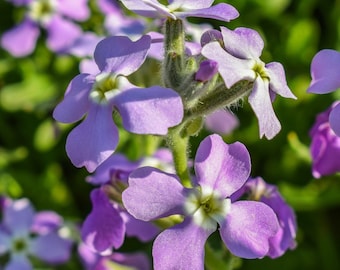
[184,186,231,230]
[252,60,270,81]
[90,73,121,105]
[28,0,57,24]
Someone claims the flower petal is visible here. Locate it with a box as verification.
[266,62,296,99]
[4,198,34,236]
[53,74,93,123]
[94,35,151,75]
[81,188,125,252]
[31,211,63,234]
[1,18,39,57]
[174,3,239,22]
[122,211,159,242]
[204,109,239,135]
[65,104,119,172]
[120,0,175,19]
[220,27,264,59]
[114,86,183,135]
[57,0,90,21]
[0,229,11,255]
[330,103,340,136]
[29,232,72,263]
[152,218,214,270]
[45,15,82,53]
[219,201,279,259]
[5,254,32,270]
[169,0,214,9]
[307,49,340,94]
[195,134,251,197]
[86,153,138,185]
[201,41,254,87]
[122,167,186,221]
[248,77,281,139]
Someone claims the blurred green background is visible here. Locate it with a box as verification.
[1,0,340,269]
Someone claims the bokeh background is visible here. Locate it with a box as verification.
[1,0,340,269]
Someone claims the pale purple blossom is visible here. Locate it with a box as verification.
[53,35,183,172]
[307,49,340,137]
[120,0,239,22]
[0,197,72,270]
[122,134,279,269]
[1,0,89,56]
[309,102,340,178]
[202,27,296,139]
[232,177,297,258]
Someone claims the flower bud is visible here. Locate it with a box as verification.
[195,60,218,82]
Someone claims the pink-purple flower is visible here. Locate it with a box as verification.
[201,27,296,139]
[232,177,297,258]
[307,49,340,137]
[1,0,89,57]
[53,35,183,172]
[309,102,340,178]
[0,197,72,270]
[122,134,279,269]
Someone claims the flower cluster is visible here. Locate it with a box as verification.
[49,0,299,269]
[0,197,72,269]
[7,0,335,269]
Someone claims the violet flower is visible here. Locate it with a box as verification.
[122,134,279,269]
[78,242,150,270]
[120,0,239,22]
[81,150,174,253]
[204,109,239,135]
[307,49,340,137]
[53,35,183,172]
[1,0,89,57]
[232,177,297,258]
[201,27,296,139]
[0,197,72,270]
[309,102,340,178]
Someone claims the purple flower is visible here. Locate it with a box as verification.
[0,197,72,269]
[78,242,150,270]
[201,27,296,139]
[1,0,89,56]
[120,0,239,22]
[204,109,239,135]
[307,49,340,136]
[232,177,297,258]
[309,102,340,178]
[122,134,279,268]
[81,150,175,253]
[53,35,183,172]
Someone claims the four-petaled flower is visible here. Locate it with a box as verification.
[53,35,183,172]
[0,197,72,270]
[202,27,297,139]
[123,134,279,269]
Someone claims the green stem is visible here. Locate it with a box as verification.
[167,125,191,187]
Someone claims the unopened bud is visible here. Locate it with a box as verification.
[195,60,218,82]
